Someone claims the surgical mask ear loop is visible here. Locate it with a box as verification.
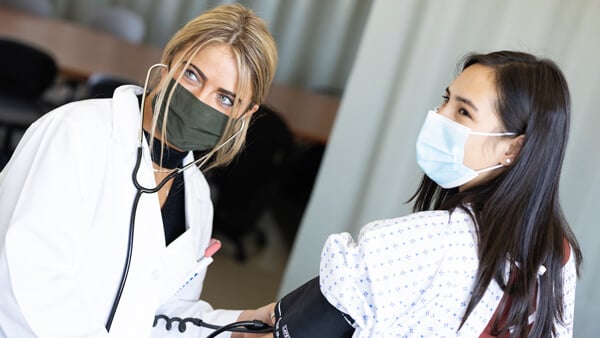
[475,163,505,174]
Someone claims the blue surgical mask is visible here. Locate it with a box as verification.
[416,109,516,189]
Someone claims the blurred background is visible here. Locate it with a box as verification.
[0,0,599,336]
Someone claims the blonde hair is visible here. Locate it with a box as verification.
[150,3,277,169]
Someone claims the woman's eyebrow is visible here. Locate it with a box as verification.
[446,87,479,112]
[188,63,207,82]
[220,88,237,100]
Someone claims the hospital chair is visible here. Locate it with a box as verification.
[83,73,138,99]
[205,105,294,262]
[0,38,57,156]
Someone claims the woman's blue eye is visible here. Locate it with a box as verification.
[184,69,198,82]
[218,94,233,107]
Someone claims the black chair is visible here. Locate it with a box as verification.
[205,105,294,262]
[84,73,138,99]
[0,38,58,155]
[270,141,325,246]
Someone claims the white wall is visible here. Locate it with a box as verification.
[280,0,600,336]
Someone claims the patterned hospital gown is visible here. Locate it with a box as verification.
[319,208,577,337]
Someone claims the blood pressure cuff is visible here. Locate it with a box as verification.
[273,276,355,338]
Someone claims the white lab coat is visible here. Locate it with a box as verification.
[0,85,241,337]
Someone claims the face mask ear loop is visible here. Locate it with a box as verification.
[179,117,246,172]
[470,131,517,136]
[475,163,505,174]
[471,131,518,174]
[139,63,168,146]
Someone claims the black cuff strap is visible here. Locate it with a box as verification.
[273,276,355,338]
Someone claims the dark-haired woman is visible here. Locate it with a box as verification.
[273,51,582,338]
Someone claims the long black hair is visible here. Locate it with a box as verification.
[411,51,582,337]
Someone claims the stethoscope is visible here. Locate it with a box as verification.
[104,64,270,336]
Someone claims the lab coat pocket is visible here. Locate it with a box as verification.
[159,231,202,303]
[172,256,213,299]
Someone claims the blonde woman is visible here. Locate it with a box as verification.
[0,4,277,338]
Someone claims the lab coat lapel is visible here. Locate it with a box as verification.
[106,87,167,336]
[109,153,165,336]
[158,153,214,302]
[110,85,144,148]
[182,152,213,259]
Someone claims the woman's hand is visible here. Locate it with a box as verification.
[231,302,276,338]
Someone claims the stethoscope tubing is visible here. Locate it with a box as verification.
[105,121,244,331]
[104,62,246,331]
[105,147,180,330]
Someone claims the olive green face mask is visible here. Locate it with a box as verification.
[154,79,229,151]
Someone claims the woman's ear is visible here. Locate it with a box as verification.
[503,134,525,165]
[245,103,260,116]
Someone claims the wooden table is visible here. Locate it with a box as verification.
[0,6,340,143]
[265,85,339,144]
[0,5,162,82]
